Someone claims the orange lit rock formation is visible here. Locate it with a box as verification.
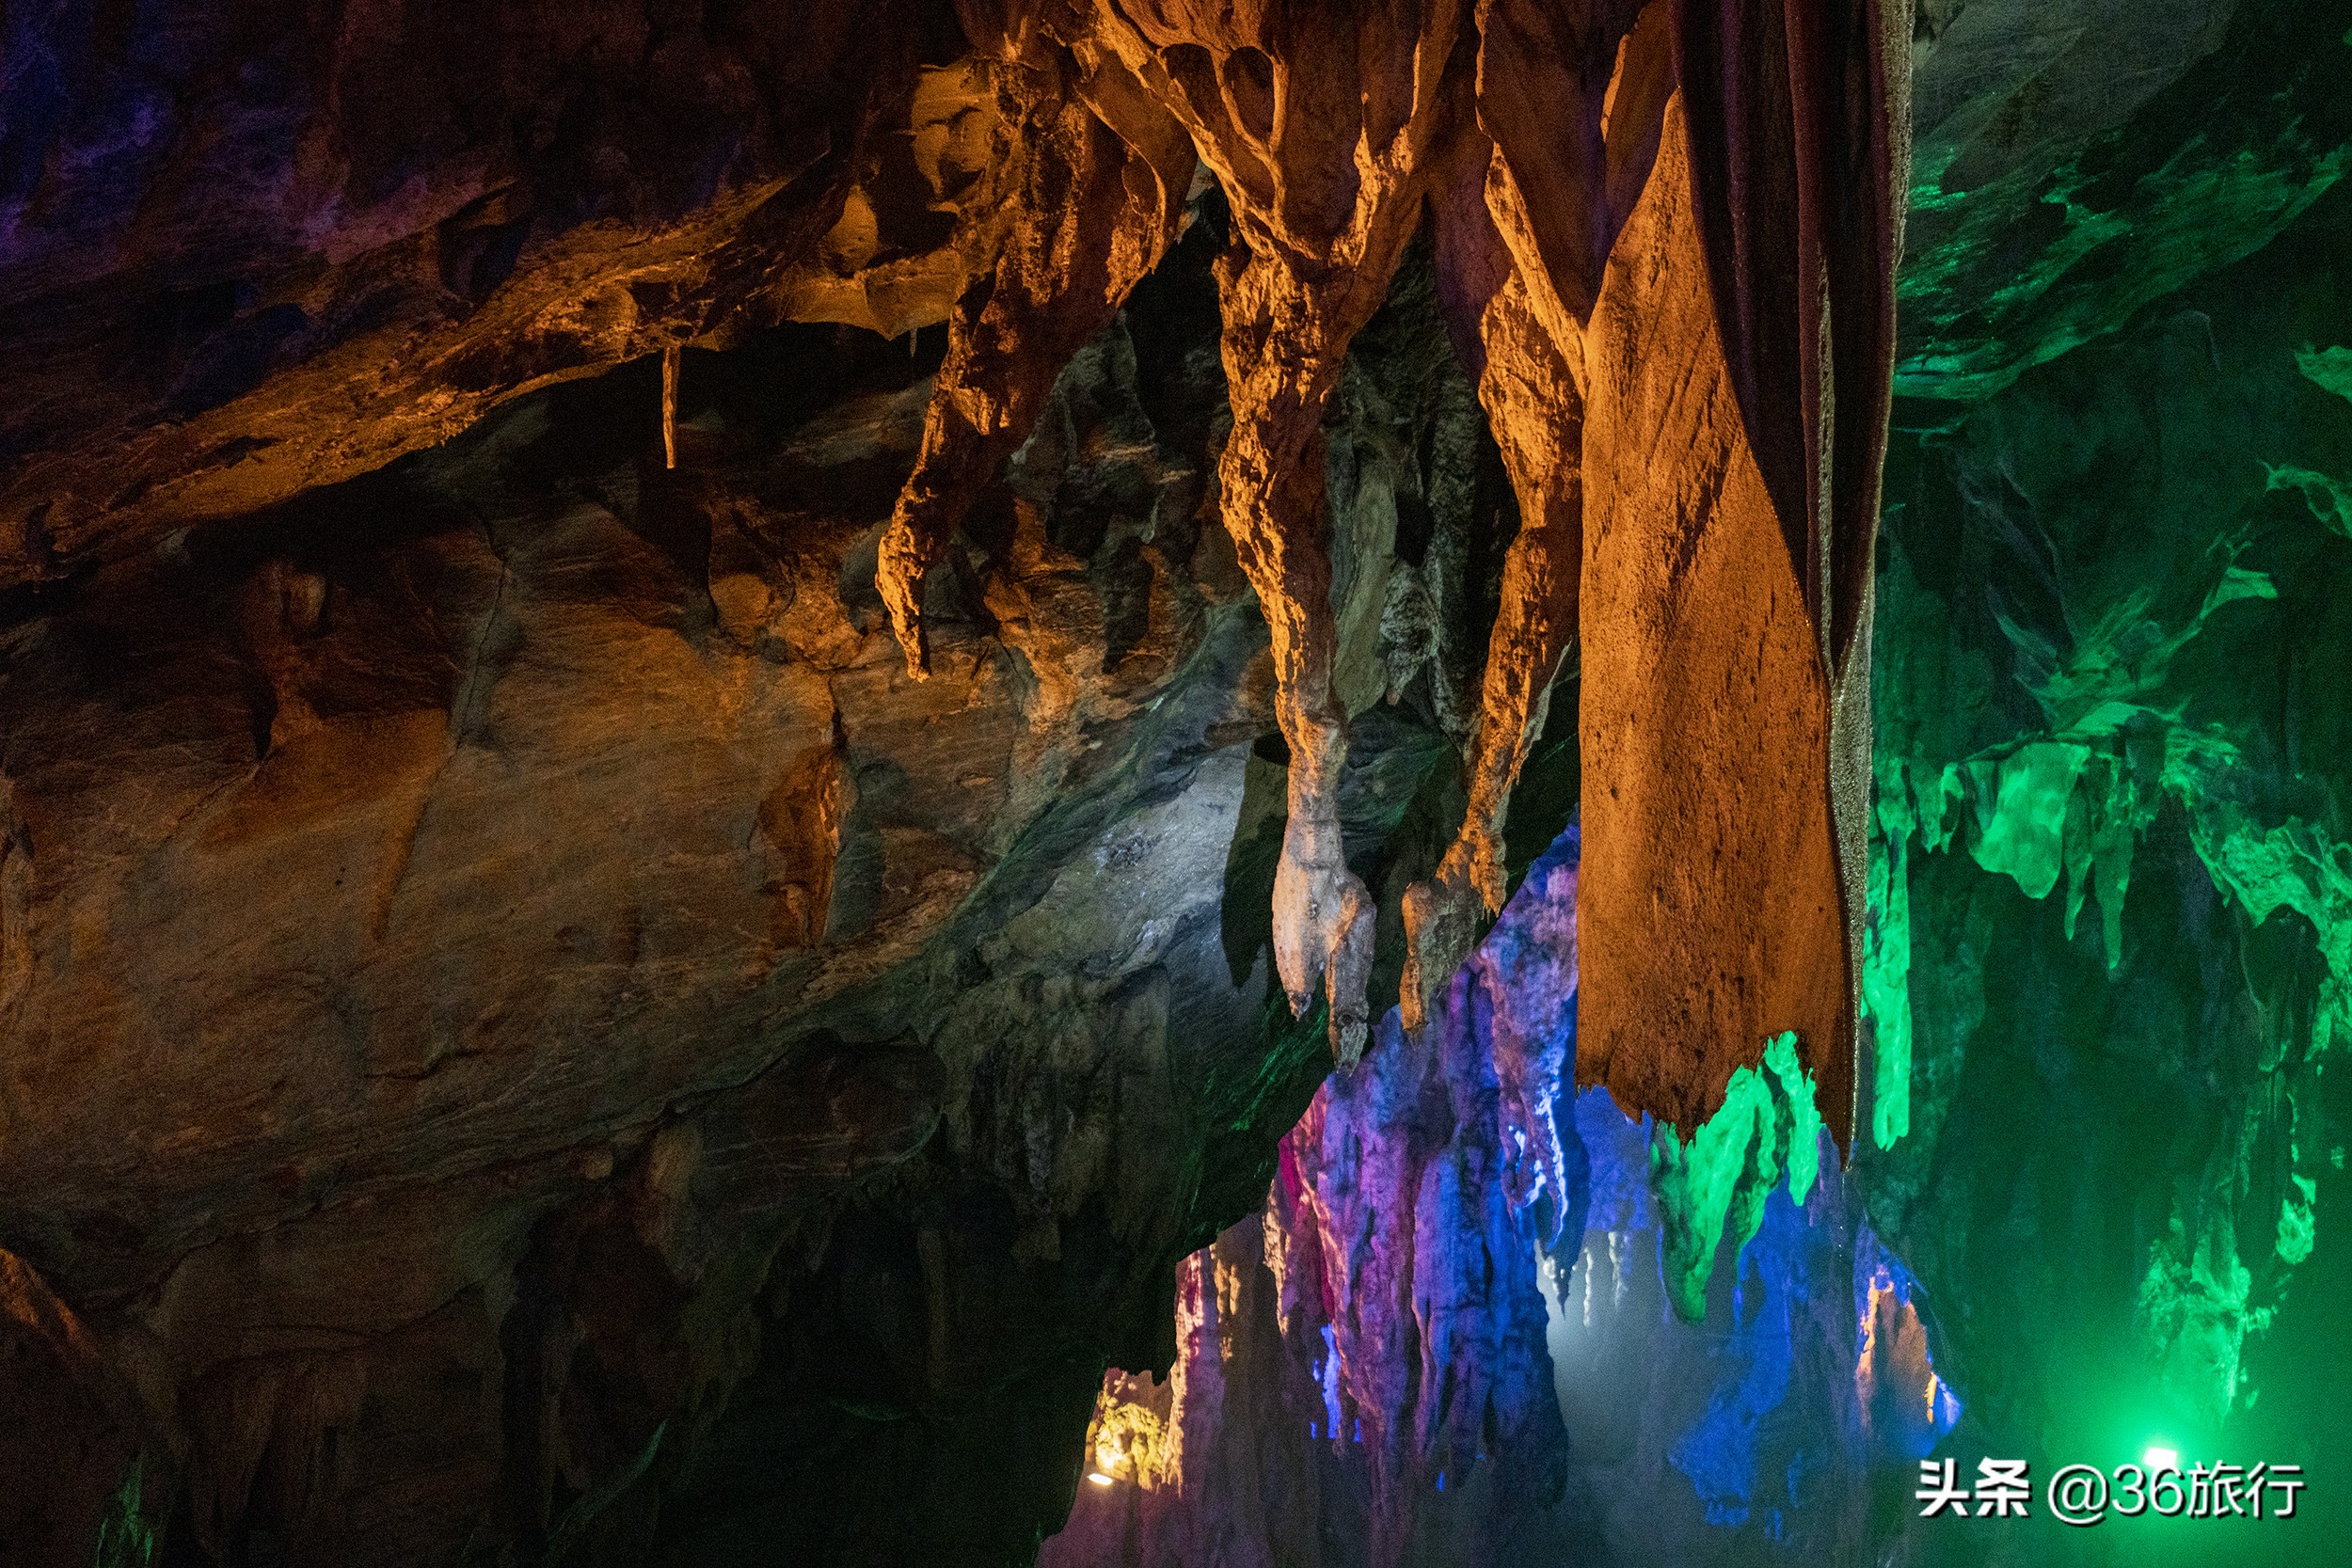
[873,0,1908,1126]
[0,0,1905,1126]
[874,27,1193,679]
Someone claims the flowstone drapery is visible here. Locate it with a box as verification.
[881,0,1908,1134]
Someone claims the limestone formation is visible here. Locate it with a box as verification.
[0,0,1908,1117]
[1399,0,1669,1037]
[874,29,1192,679]
[0,1,1930,1559]
[872,0,1906,1094]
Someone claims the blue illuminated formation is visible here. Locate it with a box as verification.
[1050,821,1963,1566]
[1664,1185,1805,1528]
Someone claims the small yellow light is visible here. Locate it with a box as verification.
[1087,1471,1115,1487]
[2143,1446,2180,1475]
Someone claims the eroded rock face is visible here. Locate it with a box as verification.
[865,0,1907,1124]
[1041,828,1964,1568]
[1897,0,2349,401]
[0,262,1285,1563]
[0,0,985,587]
[1863,147,2352,1553]
[1572,94,1851,1141]
[0,1247,141,1567]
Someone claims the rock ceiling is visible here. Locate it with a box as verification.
[7,0,1905,1129]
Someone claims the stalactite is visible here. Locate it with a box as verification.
[874,39,1190,678]
[1076,0,1473,1062]
[1406,0,1903,1142]
[660,344,681,470]
[882,0,1472,1059]
[1655,0,1910,1145]
[1211,247,1394,1065]
[1402,209,1584,1037]
[882,0,1907,1097]
[1568,92,1852,1139]
[1402,0,1663,1037]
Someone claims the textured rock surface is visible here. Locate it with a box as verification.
[0,0,974,587]
[873,0,1909,1122]
[1573,93,1853,1142]
[873,29,1192,678]
[1044,832,1598,1568]
[1897,2,2349,399]
[1859,162,2352,1562]
[0,154,1555,1559]
[4,0,1910,1126]
[0,257,1316,1564]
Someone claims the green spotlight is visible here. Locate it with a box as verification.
[2143,1444,2180,1475]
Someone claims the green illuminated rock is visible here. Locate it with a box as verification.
[1862,759,1916,1150]
[1649,1032,1824,1323]
[1897,8,2352,401]
[1865,162,2352,1446]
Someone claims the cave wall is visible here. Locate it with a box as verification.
[0,168,1537,1560]
[1859,162,2352,1568]
[0,220,1286,1564]
[0,0,1921,1560]
[1855,9,2352,1562]
[0,0,974,581]
[7,0,1915,1133]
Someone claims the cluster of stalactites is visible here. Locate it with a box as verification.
[877,0,1907,1147]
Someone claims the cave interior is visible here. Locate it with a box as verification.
[2,1,2350,1565]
